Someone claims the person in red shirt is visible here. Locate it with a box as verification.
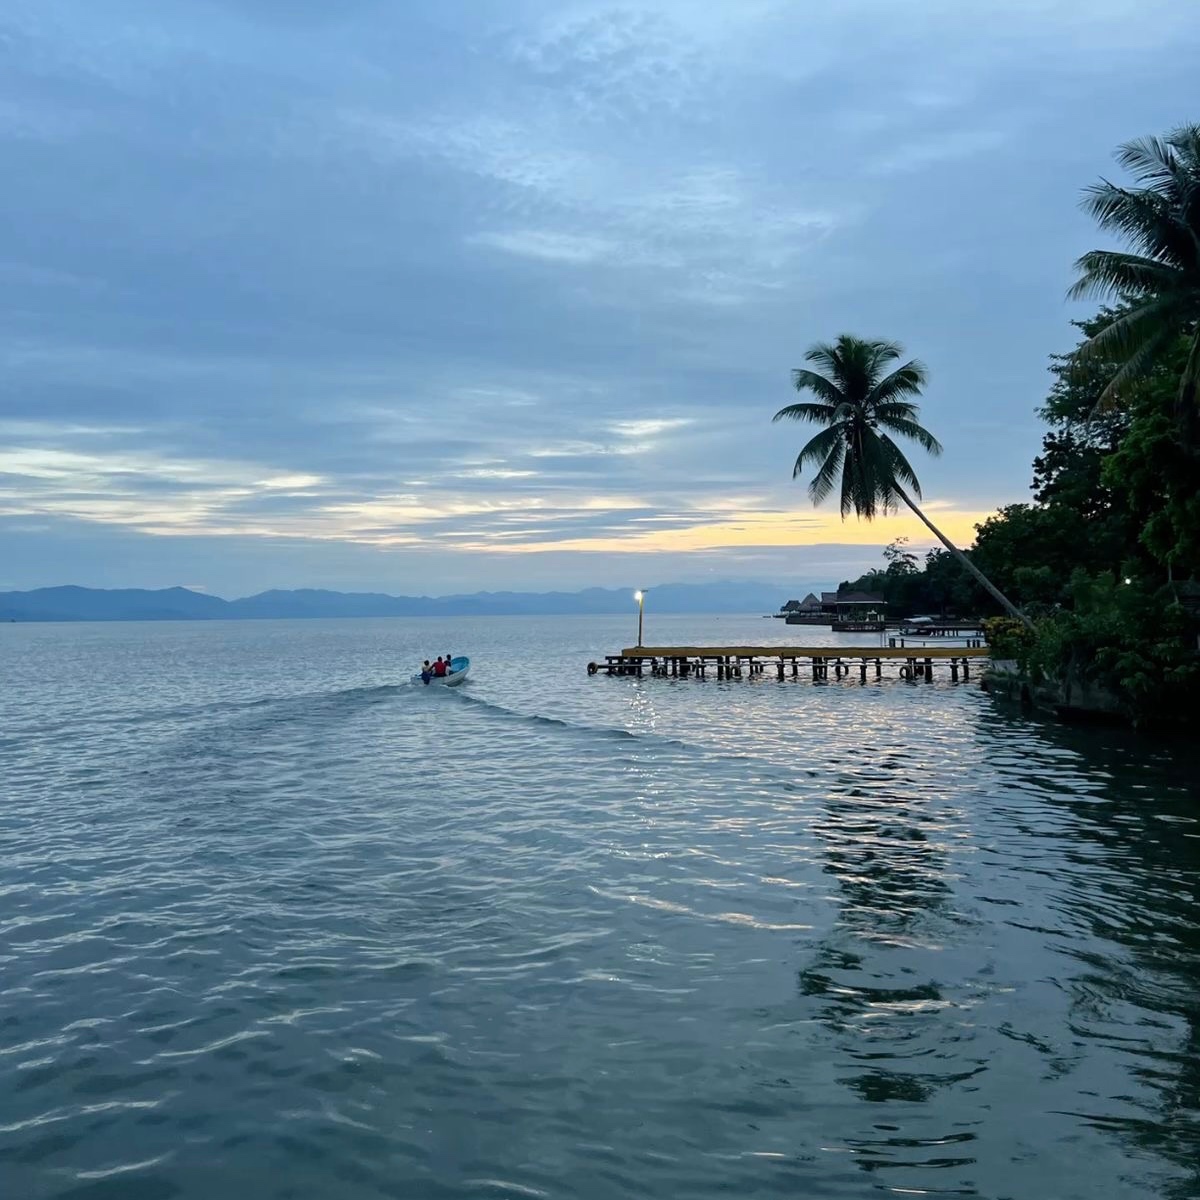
[432,656,447,677]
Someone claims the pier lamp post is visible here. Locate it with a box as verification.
[634,590,645,647]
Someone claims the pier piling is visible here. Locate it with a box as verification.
[596,645,987,685]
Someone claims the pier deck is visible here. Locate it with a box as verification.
[590,644,988,682]
[623,645,987,660]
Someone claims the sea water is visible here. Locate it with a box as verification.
[2,615,1198,1199]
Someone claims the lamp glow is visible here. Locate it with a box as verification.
[634,590,645,647]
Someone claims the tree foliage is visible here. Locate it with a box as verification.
[976,308,1199,727]
[882,537,919,575]
[839,543,985,618]
[1023,574,1200,729]
[1069,124,1200,426]
[834,297,1200,726]
[774,335,940,518]
[969,310,1197,609]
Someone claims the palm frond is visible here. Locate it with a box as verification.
[1114,130,1200,207]
[850,428,903,518]
[1167,124,1200,168]
[1080,183,1196,269]
[804,335,907,403]
[834,336,882,402]
[877,433,924,500]
[806,439,845,505]
[789,368,846,407]
[871,400,922,423]
[803,341,844,382]
[1094,327,1176,410]
[773,400,837,425]
[793,424,845,479]
[1069,127,1200,413]
[1074,295,1191,364]
[839,446,862,518]
[866,360,928,407]
[1166,126,1200,223]
[865,339,905,382]
[1115,134,1184,195]
[875,416,944,456]
[1069,248,1190,302]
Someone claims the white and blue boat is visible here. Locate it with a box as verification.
[411,656,470,688]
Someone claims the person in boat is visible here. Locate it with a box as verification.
[432,656,447,678]
[420,660,432,685]
[445,652,454,673]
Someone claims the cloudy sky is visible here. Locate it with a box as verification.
[1,0,1196,596]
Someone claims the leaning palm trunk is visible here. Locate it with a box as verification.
[1179,327,1200,447]
[894,486,1032,629]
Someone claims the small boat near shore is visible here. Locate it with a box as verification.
[411,656,470,687]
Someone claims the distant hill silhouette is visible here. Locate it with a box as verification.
[0,585,230,623]
[0,581,833,622]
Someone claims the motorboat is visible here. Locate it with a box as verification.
[411,656,470,687]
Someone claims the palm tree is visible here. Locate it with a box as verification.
[1069,125,1200,423]
[774,334,1030,627]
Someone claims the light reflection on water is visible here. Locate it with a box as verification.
[0,614,1197,1200]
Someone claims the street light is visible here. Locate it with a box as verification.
[634,590,645,647]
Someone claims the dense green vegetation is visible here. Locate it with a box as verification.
[803,125,1200,729]
[831,310,1200,727]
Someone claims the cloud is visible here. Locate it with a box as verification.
[445,503,998,557]
[456,467,539,480]
[503,5,717,118]
[257,473,325,490]
[609,418,691,439]
[343,88,842,305]
[469,229,619,264]
[1,0,1197,591]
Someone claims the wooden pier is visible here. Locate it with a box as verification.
[588,645,988,683]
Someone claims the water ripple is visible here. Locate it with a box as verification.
[1,616,1198,1199]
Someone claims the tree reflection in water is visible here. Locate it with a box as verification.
[797,756,987,1180]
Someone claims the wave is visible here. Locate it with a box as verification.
[25,668,794,788]
[451,689,651,744]
[188,676,817,789]
[189,675,683,753]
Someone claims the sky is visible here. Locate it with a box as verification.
[1,0,1197,597]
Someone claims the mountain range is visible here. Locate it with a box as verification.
[0,582,827,623]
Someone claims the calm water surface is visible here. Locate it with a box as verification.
[2,615,1198,1199]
